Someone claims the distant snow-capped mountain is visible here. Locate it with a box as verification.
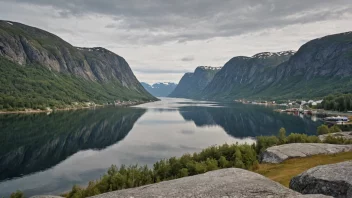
[141,82,178,97]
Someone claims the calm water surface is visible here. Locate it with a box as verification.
[0,98,322,196]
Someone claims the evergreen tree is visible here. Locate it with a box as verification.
[218,156,229,168]
[178,168,189,177]
[277,127,286,144]
[10,191,24,198]
[233,147,245,168]
[205,158,219,171]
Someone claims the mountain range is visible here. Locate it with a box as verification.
[141,82,177,97]
[0,20,155,110]
[171,32,352,100]
[169,66,222,98]
[1,20,351,106]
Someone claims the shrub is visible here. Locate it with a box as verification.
[277,127,286,144]
[286,133,320,143]
[323,135,352,144]
[256,136,279,154]
[10,191,24,198]
[317,124,330,135]
[329,125,342,133]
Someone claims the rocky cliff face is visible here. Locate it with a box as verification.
[141,82,177,97]
[0,20,154,104]
[200,32,352,100]
[202,51,295,100]
[169,66,221,98]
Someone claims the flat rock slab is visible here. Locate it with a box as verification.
[90,168,330,198]
[260,143,352,163]
[319,132,352,141]
[30,196,64,198]
[290,160,352,198]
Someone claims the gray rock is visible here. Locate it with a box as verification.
[260,143,352,163]
[90,168,331,198]
[30,196,64,198]
[319,132,352,141]
[290,160,352,198]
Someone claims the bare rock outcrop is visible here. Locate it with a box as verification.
[260,143,352,163]
[290,160,352,198]
[30,196,64,198]
[89,168,330,198]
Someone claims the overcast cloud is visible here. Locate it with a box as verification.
[0,0,351,83]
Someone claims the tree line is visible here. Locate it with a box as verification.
[0,57,151,112]
[317,93,352,111]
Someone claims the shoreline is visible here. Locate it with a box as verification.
[0,100,155,115]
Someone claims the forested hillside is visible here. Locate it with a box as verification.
[0,20,155,110]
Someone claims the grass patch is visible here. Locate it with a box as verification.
[255,151,352,187]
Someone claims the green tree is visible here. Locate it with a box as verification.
[205,158,219,171]
[178,168,189,177]
[233,147,244,168]
[317,124,330,135]
[277,127,286,144]
[10,191,24,198]
[256,136,279,154]
[194,162,207,174]
[67,185,84,198]
[329,125,342,133]
[218,156,229,168]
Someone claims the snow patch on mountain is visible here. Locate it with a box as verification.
[198,66,222,70]
[252,51,296,59]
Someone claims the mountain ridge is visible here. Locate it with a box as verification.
[0,20,155,110]
[169,66,222,98]
[141,82,177,97]
[199,32,352,100]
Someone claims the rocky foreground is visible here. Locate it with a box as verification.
[260,143,352,163]
[30,144,352,198]
[290,160,352,198]
[81,168,328,198]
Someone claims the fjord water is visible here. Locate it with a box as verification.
[0,98,321,196]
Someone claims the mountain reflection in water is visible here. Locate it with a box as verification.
[0,98,321,197]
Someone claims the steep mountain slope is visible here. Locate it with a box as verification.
[169,66,221,98]
[202,32,352,100]
[0,20,155,110]
[202,51,295,100]
[261,32,352,98]
[141,82,177,97]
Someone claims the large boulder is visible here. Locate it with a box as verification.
[260,143,352,163]
[90,168,330,198]
[319,132,352,141]
[290,160,352,198]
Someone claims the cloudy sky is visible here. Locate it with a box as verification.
[0,0,351,84]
